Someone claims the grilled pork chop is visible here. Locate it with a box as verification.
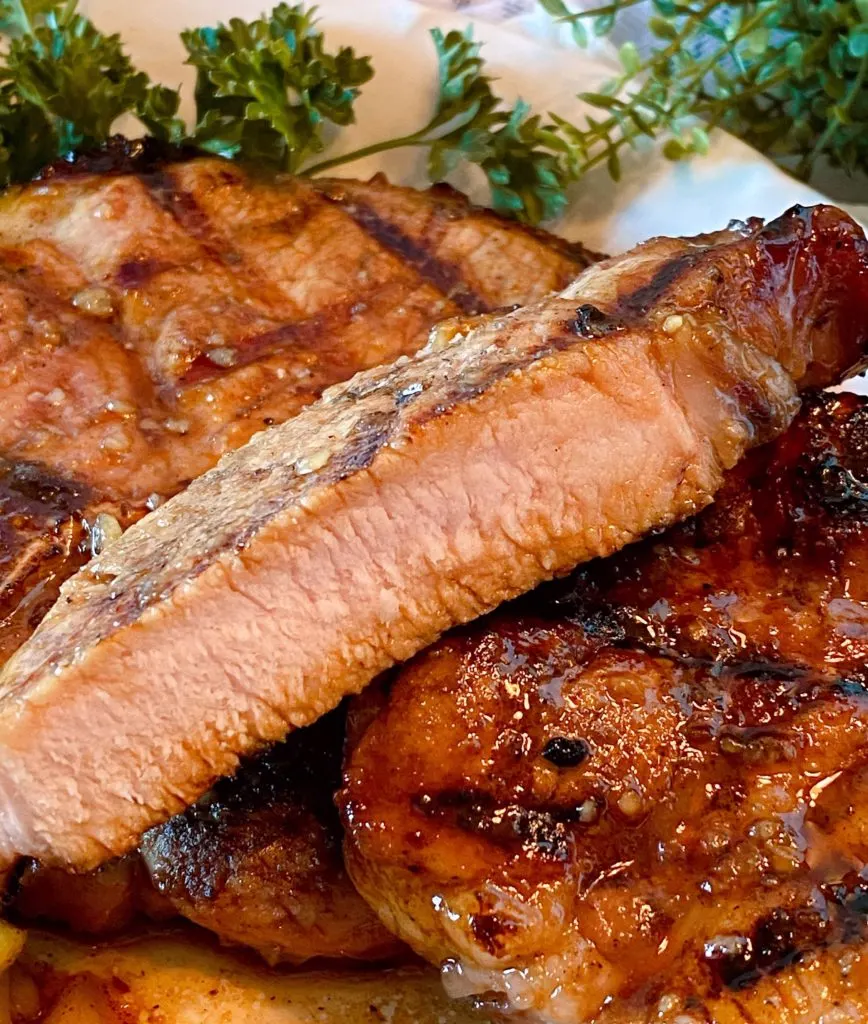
[0,151,592,961]
[0,149,593,667]
[341,391,868,1021]
[1,206,864,873]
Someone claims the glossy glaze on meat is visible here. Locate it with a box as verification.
[2,207,853,871]
[340,392,868,1022]
[0,147,593,669]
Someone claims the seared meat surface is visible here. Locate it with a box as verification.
[139,707,402,964]
[341,392,868,1021]
[1,207,860,871]
[0,151,592,666]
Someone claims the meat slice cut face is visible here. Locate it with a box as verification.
[340,392,868,1022]
[0,205,864,873]
[0,152,593,666]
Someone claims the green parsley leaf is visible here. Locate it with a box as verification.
[183,3,373,173]
[0,0,59,38]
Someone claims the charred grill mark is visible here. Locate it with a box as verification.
[36,136,196,181]
[0,457,91,528]
[618,252,704,316]
[179,311,338,386]
[143,706,347,902]
[327,178,603,270]
[319,196,488,316]
[704,907,836,993]
[114,257,173,291]
[569,304,626,339]
[471,911,520,956]
[541,736,590,768]
[0,458,99,666]
[142,166,214,241]
[414,789,575,860]
[330,411,397,478]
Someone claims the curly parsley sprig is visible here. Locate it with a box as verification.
[181,4,373,174]
[0,0,183,184]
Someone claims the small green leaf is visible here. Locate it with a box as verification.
[662,137,686,160]
[690,124,710,154]
[579,90,621,110]
[537,0,572,16]
[570,19,588,47]
[649,16,678,40]
[184,3,373,173]
[593,12,615,35]
[619,41,641,75]
[607,149,621,180]
[849,26,868,58]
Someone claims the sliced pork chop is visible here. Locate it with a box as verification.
[0,205,865,873]
[340,392,868,1021]
[0,148,593,666]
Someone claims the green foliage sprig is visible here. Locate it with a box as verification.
[541,0,868,182]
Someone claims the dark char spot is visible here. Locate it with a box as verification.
[569,304,624,339]
[542,736,590,768]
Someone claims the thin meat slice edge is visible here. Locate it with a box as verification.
[0,204,865,872]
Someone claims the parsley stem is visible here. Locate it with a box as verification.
[302,133,428,176]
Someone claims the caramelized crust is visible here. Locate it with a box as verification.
[340,393,868,1021]
[139,708,403,964]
